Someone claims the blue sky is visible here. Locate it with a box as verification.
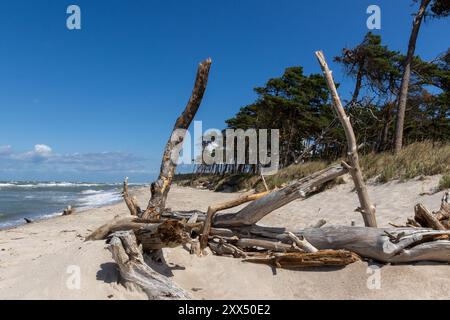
[0,0,448,182]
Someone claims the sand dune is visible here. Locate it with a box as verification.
[0,175,449,300]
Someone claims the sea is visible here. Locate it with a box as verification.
[0,181,143,229]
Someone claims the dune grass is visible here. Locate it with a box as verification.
[360,141,450,183]
[175,141,450,192]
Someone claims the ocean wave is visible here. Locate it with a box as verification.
[78,190,122,209]
[80,189,103,195]
[0,181,120,189]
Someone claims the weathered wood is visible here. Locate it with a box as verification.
[209,240,247,258]
[87,217,190,251]
[62,206,74,216]
[213,164,347,227]
[315,51,377,228]
[86,216,156,241]
[236,225,450,263]
[123,177,141,216]
[414,203,445,230]
[288,232,318,253]
[234,238,299,252]
[200,191,269,249]
[141,59,212,220]
[244,250,360,268]
[108,231,191,300]
[311,219,327,228]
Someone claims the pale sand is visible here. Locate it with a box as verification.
[0,175,449,300]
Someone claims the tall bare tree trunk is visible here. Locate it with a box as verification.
[315,51,377,227]
[141,59,212,219]
[394,0,431,154]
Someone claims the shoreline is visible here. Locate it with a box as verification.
[0,185,149,232]
[1,178,450,299]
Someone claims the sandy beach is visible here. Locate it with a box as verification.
[0,175,449,300]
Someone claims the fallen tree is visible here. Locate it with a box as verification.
[87,55,450,300]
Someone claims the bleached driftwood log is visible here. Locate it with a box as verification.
[108,231,191,300]
[222,225,450,263]
[315,51,377,228]
[213,164,347,227]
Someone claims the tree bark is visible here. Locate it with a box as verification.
[244,250,360,268]
[141,58,212,220]
[394,0,431,154]
[87,217,191,251]
[315,51,377,227]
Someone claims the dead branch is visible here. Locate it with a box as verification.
[199,191,269,249]
[141,59,212,220]
[414,203,445,230]
[288,232,318,253]
[315,51,377,228]
[244,250,360,268]
[123,177,141,216]
[213,164,347,227]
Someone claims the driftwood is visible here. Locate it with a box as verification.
[414,203,445,230]
[244,250,360,268]
[214,164,347,227]
[123,177,141,216]
[227,225,450,263]
[89,54,450,299]
[87,217,191,251]
[62,206,74,216]
[108,231,191,299]
[288,232,318,253]
[315,51,377,228]
[399,193,450,230]
[311,219,327,228]
[199,191,269,249]
[141,59,212,220]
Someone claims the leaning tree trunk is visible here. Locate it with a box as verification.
[315,51,377,227]
[131,59,212,220]
[394,0,431,154]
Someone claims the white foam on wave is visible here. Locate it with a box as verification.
[80,189,103,195]
[77,190,122,209]
[0,182,120,189]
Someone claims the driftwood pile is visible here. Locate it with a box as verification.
[392,192,450,230]
[86,53,450,300]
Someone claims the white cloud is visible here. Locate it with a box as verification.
[0,144,149,177]
[34,144,52,156]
